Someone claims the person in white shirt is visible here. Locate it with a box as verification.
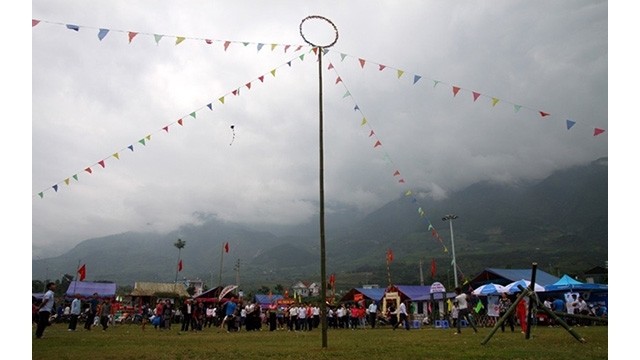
[392,300,410,330]
[453,287,478,334]
[367,301,378,329]
[68,295,82,331]
[35,282,56,339]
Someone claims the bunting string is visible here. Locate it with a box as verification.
[327,61,450,255]
[32,18,310,54]
[324,48,606,138]
[33,49,316,199]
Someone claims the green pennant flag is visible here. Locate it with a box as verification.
[474,301,484,313]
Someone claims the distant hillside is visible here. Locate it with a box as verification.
[32,158,607,292]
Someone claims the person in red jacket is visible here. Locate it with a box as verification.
[516,297,528,333]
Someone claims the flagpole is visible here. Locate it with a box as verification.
[73,259,80,294]
[218,243,224,287]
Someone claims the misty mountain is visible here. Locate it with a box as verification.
[32,158,607,291]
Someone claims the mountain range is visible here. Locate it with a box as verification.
[32,157,607,292]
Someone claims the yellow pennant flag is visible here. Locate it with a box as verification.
[270,69,276,77]
[361,117,367,126]
[397,70,404,78]
[64,178,70,185]
[270,44,277,51]
[175,36,185,45]
[112,153,120,160]
[491,97,500,107]
[219,96,225,104]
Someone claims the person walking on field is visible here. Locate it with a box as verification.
[99,298,111,331]
[84,293,99,330]
[68,295,81,331]
[392,300,410,330]
[367,301,378,329]
[453,287,478,334]
[35,282,56,339]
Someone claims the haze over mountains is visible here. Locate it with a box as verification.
[32,158,607,291]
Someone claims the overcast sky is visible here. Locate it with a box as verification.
[28,1,611,260]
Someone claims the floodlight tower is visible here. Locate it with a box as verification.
[442,214,459,288]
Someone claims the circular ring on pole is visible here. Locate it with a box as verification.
[299,15,339,48]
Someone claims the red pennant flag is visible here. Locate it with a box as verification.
[379,64,386,71]
[77,264,86,281]
[359,58,366,68]
[246,82,252,90]
[539,111,550,117]
[312,47,318,55]
[205,39,213,44]
[128,32,138,43]
[84,167,92,174]
[335,77,342,84]
[284,45,291,52]
[32,19,41,27]
[452,86,461,96]
[472,92,481,101]
[258,76,264,83]
[232,89,238,96]
[369,130,375,137]
[223,41,231,51]
[178,259,183,272]
[98,160,105,168]
[295,45,302,51]
[398,179,405,183]
[393,170,400,176]
[594,128,605,136]
[374,140,382,148]
[163,126,169,132]
[178,119,183,126]
[224,242,229,253]
[430,259,437,279]
[327,63,334,70]
[386,248,394,263]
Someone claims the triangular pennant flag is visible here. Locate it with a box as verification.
[128,32,138,43]
[379,64,386,71]
[270,69,276,77]
[77,264,86,281]
[311,47,318,55]
[128,145,134,151]
[257,43,264,52]
[146,135,151,141]
[295,45,303,51]
[354,105,360,111]
[190,112,196,119]
[413,75,422,84]
[32,19,40,27]
[284,45,291,52]
[397,70,404,78]
[178,119,184,126]
[399,179,405,183]
[513,105,522,113]
[64,178,70,185]
[361,118,367,126]
[207,103,213,110]
[404,190,412,196]
[112,153,120,159]
[374,140,382,147]
[178,259,183,272]
[335,77,342,84]
[98,160,105,168]
[393,170,400,176]
[175,36,186,45]
[66,24,80,31]
[566,119,576,130]
[219,96,225,104]
[271,44,277,51]
[223,41,231,51]
[53,184,59,192]
[287,61,292,67]
[38,192,44,198]
[258,76,264,82]
[433,80,441,87]
[139,139,146,146]
[452,86,461,97]
[299,54,305,61]
[154,34,164,44]
[205,39,213,44]
[358,58,366,68]
[593,128,605,136]
[472,91,481,101]
[340,53,347,61]
[327,63,334,70]
[232,89,238,96]
[246,82,252,90]
[539,111,550,117]
[342,91,351,98]
[491,97,500,107]
[98,29,109,41]
[428,224,434,230]
[369,130,375,137]
[85,167,92,174]
[242,42,249,46]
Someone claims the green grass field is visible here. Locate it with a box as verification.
[32,322,607,360]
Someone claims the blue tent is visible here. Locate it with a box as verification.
[65,281,116,299]
[544,274,608,292]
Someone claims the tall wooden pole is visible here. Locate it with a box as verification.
[525,262,538,339]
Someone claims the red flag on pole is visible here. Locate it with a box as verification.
[77,264,86,281]
[430,258,437,279]
[386,248,394,263]
[224,242,229,253]
[178,259,183,272]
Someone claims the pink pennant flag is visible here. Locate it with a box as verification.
[374,140,382,148]
[128,32,138,43]
[178,119,183,126]
[327,63,334,70]
[593,128,605,136]
[369,130,375,137]
[205,39,213,44]
[85,167,93,174]
[284,45,291,52]
[472,92,481,101]
[359,58,366,68]
[393,170,401,176]
[335,77,342,84]
[398,179,405,183]
[246,82,252,90]
[32,19,40,27]
[258,76,264,82]
[98,160,105,168]
[232,89,238,96]
[539,111,550,117]
[224,41,231,51]
[295,45,302,51]
[163,126,169,132]
[379,64,386,71]
[452,86,461,97]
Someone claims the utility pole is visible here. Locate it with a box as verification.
[419,258,425,286]
[234,259,240,288]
